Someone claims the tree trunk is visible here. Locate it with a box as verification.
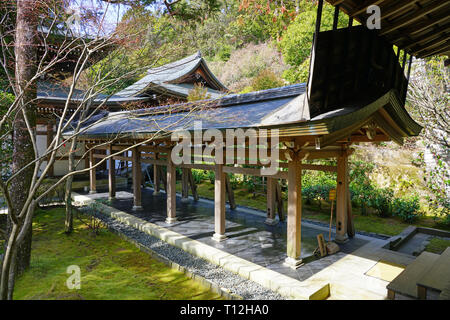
[65,140,77,234]
[3,0,38,298]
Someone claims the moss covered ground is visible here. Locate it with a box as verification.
[12,207,222,300]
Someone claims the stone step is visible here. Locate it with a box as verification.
[387,251,439,299]
[417,247,450,299]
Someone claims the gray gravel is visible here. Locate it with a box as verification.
[82,208,285,300]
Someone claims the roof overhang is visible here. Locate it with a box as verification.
[326,0,450,58]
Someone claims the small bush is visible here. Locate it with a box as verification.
[371,188,394,218]
[392,195,421,223]
[191,169,206,184]
[303,183,334,209]
[207,171,215,185]
[250,69,284,91]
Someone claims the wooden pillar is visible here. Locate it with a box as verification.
[132,147,142,210]
[89,149,96,194]
[285,156,302,269]
[181,168,190,203]
[212,164,227,242]
[108,145,116,200]
[265,177,278,225]
[153,153,160,196]
[335,151,349,243]
[166,157,177,224]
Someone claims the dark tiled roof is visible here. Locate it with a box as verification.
[68,84,309,138]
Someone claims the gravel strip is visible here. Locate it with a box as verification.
[82,208,285,300]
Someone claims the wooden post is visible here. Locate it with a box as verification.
[212,164,227,241]
[153,153,160,196]
[332,4,340,30]
[225,174,236,210]
[132,147,142,210]
[89,149,96,194]
[284,156,302,269]
[265,177,278,225]
[335,151,349,243]
[166,157,177,224]
[187,169,199,201]
[181,168,190,203]
[108,144,116,200]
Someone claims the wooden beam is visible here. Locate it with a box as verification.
[223,166,288,180]
[402,25,450,50]
[284,156,302,269]
[166,156,177,223]
[132,147,142,210]
[108,145,116,200]
[419,43,450,58]
[379,0,419,21]
[380,1,450,36]
[333,4,340,30]
[335,151,349,243]
[212,164,227,241]
[350,0,386,18]
[89,150,96,194]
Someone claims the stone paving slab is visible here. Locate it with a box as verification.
[387,251,439,299]
[417,247,450,292]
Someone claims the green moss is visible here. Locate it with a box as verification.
[424,237,450,254]
[13,207,222,300]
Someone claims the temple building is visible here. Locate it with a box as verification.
[36,51,227,176]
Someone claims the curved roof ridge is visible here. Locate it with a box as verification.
[115,51,226,98]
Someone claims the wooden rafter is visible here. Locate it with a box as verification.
[326,0,450,58]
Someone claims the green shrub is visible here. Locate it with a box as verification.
[303,183,335,209]
[207,171,215,185]
[191,169,206,184]
[392,195,421,223]
[229,174,239,190]
[250,69,284,91]
[371,188,394,218]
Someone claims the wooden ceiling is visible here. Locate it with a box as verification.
[327,0,450,58]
